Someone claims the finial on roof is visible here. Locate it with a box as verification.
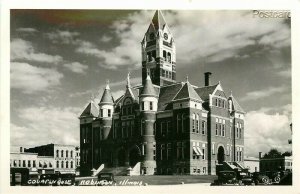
[186,75,189,83]
[90,93,95,102]
[230,90,233,97]
[105,79,110,90]
[218,81,221,85]
[146,68,151,80]
[127,72,131,88]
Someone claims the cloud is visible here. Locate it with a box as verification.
[112,90,125,100]
[277,68,291,78]
[11,38,63,63]
[11,106,81,147]
[244,109,291,157]
[16,27,37,33]
[63,62,88,74]
[240,86,286,101]
[100,35,112,43]
[74,10,290,69]
[11,62,63,93]
[45,30,80,44]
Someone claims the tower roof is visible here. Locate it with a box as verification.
[151,10,167,31]
[173,81,202,102]
[140,74,157,97]
[80,101,99,118]
[229,94,245,113]
[99,82,114,104]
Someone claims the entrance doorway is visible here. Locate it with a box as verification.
[117,148,126,166]
[217,146,225,164]
[129,146,141,167]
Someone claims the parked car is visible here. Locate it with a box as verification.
[251,172,270,185]
[213,171,239,185]
[236,171,254,185]
[97,173,116,186]
[265,171,281,183]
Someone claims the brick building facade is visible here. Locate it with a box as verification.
[79,10,245,176]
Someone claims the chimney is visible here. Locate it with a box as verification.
[204,72,212,86]
[259,152,262,159]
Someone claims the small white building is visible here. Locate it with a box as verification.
[244,156,259,173]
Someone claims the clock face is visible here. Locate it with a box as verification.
[164,33,168,40]
[150,33,155,40]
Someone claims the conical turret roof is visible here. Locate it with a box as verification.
[99,83,114,104]
[140,74,157,97]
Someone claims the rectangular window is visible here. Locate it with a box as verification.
[239,128,242,139]
[167,121,171,136]
[202,148,205,160]
[167,143,171,160]
[202,121,206,135]
[153,144,156,160]
[150,101,153,110]
[141,102,145,110]
[222,125,225,137]
[100,109,103,117]
[108,109,111,117]
[215,124,218,136]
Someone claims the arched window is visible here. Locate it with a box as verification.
[167,52,171,63]
[182,114,186,132]
[70,151,73,158]
[196,114,200,133]
[56,161,59,168]
[56,150,59,157]
[163,50,167,61]
[192,114,196,132]
[66,161,69,168]
[66,150,69,158]
[61,150,64,158]
[61,161,64,168]
[71,161,73,168]
[177,114,181,133]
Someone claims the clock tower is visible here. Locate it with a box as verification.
[141,10,176,86]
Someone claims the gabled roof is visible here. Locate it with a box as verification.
[173,81,202,102]
[80,101,99,118]
[100,84,114,104]
[229,94,245,113]
[195,84,218,101]
[151,10,167,31]
[157,82,183,111]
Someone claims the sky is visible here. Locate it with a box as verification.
[10,10,292,157]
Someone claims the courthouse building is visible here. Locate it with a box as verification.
[79,10,246,176]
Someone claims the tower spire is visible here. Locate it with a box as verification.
[127,72,131,88]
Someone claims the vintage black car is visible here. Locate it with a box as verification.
[265,171,281,183]
[97,173,116,186]
[214,171,239,185]
[236,171,254,185]
[251,172,270,185]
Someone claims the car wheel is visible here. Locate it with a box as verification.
[274,176,280,183]
[261,177,269,185]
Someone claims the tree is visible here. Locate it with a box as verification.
[282,151,292,157]
[263,148,282,159]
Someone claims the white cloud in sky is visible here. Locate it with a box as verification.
[75,10,290,69]
[277,68,291,78]
[11,62,63,93]
[240,85,287,101]
[11,38,63,64]
[244,108,291,157]
[11,106,81,147]
[100,35,112,43]
[63,62,88,74]
[46,30,80,44]
[16,27,38,33]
